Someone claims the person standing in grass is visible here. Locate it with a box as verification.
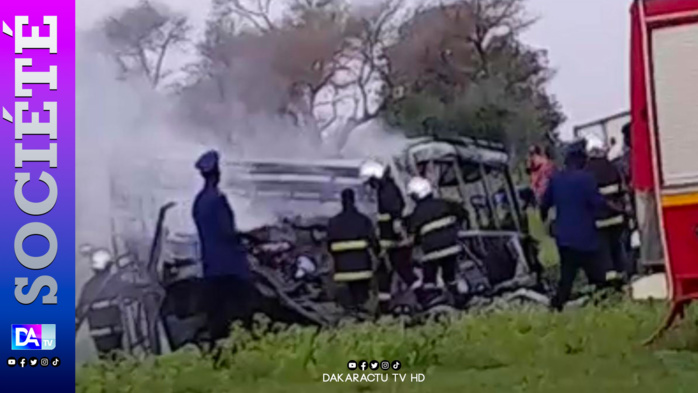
[327,188,380,315]
[540,143,617,311]
[192,150,255,346]
[527,144,556,204]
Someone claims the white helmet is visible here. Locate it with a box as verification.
[359,159,386,181]
[90,248,113,271]
[407,177,433,200]
[585,136,606,157]
[294,255,317,279]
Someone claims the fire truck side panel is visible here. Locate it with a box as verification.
[650,22,698,187]
[634,0,698,301]
[661,202,698,295]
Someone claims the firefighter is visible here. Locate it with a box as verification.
[192,150,255,346]
[75,249,124,360]
[405,177,469,307]
[327,188,380,314]
[359,160,419,314]
[618,122,639,276]
[585,137,629,287]
[541,143,620,311]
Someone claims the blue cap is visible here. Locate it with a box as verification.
[195,150,219,173]
[564,139,586,157]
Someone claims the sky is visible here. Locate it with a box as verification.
[76,0,634,138]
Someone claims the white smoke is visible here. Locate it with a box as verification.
[75,1,411,363]
[75,30,216,362]
[76,32,206,253]
[341,120,412,159]
[75,26,409,254]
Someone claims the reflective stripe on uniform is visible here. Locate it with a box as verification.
[333,270,373,282]
[380,239,398,249]
[596,215,624,228]
[599,183,621,196]
[91,299,118,310]
[377,213,392,222]
[330,240,369,252]
[422,244,462,262]
[90,326,122,338]
[605,271,622,281]
[420,216,457,236]
[378,292,392,301]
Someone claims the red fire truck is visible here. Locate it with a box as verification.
[629,0,698,342]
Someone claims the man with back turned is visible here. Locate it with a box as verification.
[327,188,380,315]
[193,150,254,345]
[540,143,618,311]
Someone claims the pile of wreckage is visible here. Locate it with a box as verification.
[77,136,561,356]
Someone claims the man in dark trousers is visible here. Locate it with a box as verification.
[585,137,629,286]
[359,160,419,314]
[541,142,617,311]
[327,188,380,314]
[192,150,254,345]
[405,177,469,308]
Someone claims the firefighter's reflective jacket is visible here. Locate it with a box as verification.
[375,176,406,250]
[407,196,468,263]
[75,271,125,353]
[327,206,379,282]
[585,157,626,229]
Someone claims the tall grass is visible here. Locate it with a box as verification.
[76,302,698,393]
[77,207,698,392]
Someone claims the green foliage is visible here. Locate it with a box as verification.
[383,1,565,163]
[386,76,544,144]
[77,302,698,393]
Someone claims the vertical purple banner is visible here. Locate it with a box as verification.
[0,0,75,391]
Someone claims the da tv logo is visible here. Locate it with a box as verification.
[11,325,56,350]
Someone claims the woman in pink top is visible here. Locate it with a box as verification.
[527,145,556,203]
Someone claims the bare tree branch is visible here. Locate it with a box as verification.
[102,1,190,88]
[152,17,187,86]
[229,0,277,31]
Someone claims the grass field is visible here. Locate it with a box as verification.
[76,301,698,392]
[77,210,698,392]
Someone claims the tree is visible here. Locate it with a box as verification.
[383,0,564,162]
[313,0,407,152]
[102,0,190,89]
[225,0,278,31]
[385,2,476,100]
[175,0,562,159]
[177,0,348,149]
[180,0,406,155]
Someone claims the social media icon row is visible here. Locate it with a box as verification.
[7,357,60,368]
[347,360,401,371]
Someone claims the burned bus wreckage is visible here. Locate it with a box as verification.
[75,137,549,356]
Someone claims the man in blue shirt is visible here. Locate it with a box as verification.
[540,143,613,311]
[192,150,254,344]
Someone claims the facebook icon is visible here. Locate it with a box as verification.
[11,325,56,350]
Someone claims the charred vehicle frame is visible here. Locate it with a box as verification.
[75,137,546,356]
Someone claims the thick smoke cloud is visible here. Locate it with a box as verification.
[75,4,409,360]
[75,31,215,361]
